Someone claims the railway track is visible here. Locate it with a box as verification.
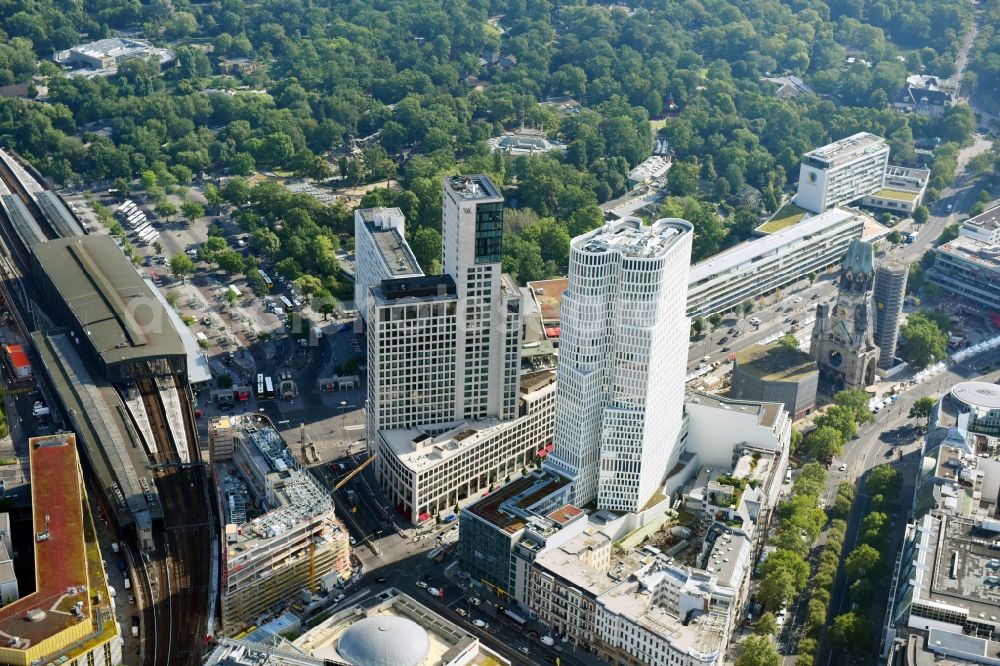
[136,377,212,666]
[0,150,57,240]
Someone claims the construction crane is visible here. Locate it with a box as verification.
[333,454,376,492]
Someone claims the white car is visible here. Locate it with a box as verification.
[457,608,467,617]
[427,587,439,596]
[519,647,530,654]
[473,619,488,628]
[750,317,761,326]
[416,581,428,589]
[334,593,345,603]
[794,296,803,303]
[470,597,481,606]
[839,463,847,472]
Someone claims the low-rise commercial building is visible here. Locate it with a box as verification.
[927,235,1000,311]
[53,38,175,75]
[730,344,818,418]
[213,415,352,634]
[378,370,557,524]
[960,206,1000,244]
[0,434,122,666]
[861,165,930,215]
[628,155,672,187]
[686,207,865,318]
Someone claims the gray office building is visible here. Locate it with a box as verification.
[873,261,908,369]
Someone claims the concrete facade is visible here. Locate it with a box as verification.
[730,344,818,418]
[873,261,908,369]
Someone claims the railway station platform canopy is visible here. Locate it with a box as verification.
[33,330,161,537]
[33,236,185,383]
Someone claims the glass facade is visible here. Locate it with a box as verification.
[474,202,504,264]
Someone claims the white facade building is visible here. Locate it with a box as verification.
[365,275,459,447]
[377,371,557,523]
[546,217,693,512]
[796,132,890,213]
[686,207,865,318]
[442,175,521,422]
[353,207,422,319]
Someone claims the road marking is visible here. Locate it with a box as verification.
[344,424,364,431]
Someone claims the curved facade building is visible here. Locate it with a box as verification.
[547,217,693,512]
[950,381,1000,436]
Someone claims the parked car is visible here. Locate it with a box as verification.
[375,576,387,583]
[839,463,847,472]
[470,597,481,606]
[416,581,428,589]
[473,619,488,628]
[457,608,467,617]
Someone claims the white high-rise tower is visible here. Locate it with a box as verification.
[545,217,694,512]
[442,175,521,422]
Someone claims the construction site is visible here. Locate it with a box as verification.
[210,414,353,634]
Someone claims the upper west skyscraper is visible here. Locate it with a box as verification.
[545,217,694,512]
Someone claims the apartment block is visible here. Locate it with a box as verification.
[686,207,865,318]
[796,132,890,213]
[861,165,930,215]
[353,207,423,319]
[546,217,693,511]
[377,370,558,524]
[873,261,908,369]
[215,416,352,634]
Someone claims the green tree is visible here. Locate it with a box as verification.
[181,200,205,223]
[411,227,442,273]
[204,183,224,207]
[813,405,858,441]
[758,568,796,611]
[222,177,251,207]
[910,396,936,422]
[887,230,903,244]
[692,316,706,337]
[709,313,723,330]
[834,388,876,425]
[777,334,799,349]
[760,549,810,591]
[736,636,781,666]
[845,543,881,579]
[866,464,902,498]
[912,206,929,224]
[740,300,754,318]
[805,426,845,461]
[170,253,195,282]
[829,612,873,653]
[936,223,960,246]
[155,200,178,218]
[216,250,245,274]
[754,612,778,637]
[900,313,948,366]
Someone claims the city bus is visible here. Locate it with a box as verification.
[279,295,294,311]
[132,221,153,237]
[257,269,273,290]
[263,376,276,400]
[256,374,265,399]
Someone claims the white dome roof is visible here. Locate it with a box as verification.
[338,616,430,666]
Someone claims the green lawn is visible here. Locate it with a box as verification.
[757,204,808,234]
[874,188,919,202]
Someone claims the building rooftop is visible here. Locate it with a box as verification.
[686,391,784,429]
[0,435,90,648]
[914,513,1000,621]
[872,188,919,202]
[357,208,423,277]
[444,175,502,201]
[526,277,568,323]
[951,381,1000,410]
[937,235,1000,270]
[374,275,456,302]
[964,205,1000,233]
[380,376,557,475]
[802,132,888,168]
[464,469,572,535]
[293,589,487,665]
[33,236,185,367]
[690,208,861,285]
[216,416,333,552]
[55,38,175,69]
[735,343,817,383]
[576,217,692,259]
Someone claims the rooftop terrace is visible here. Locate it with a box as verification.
[465,470,572,535]
[445,175,502,201]
[736,343,817,382]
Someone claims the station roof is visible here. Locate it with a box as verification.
[0,434,90,648]
[34,236,184,365]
